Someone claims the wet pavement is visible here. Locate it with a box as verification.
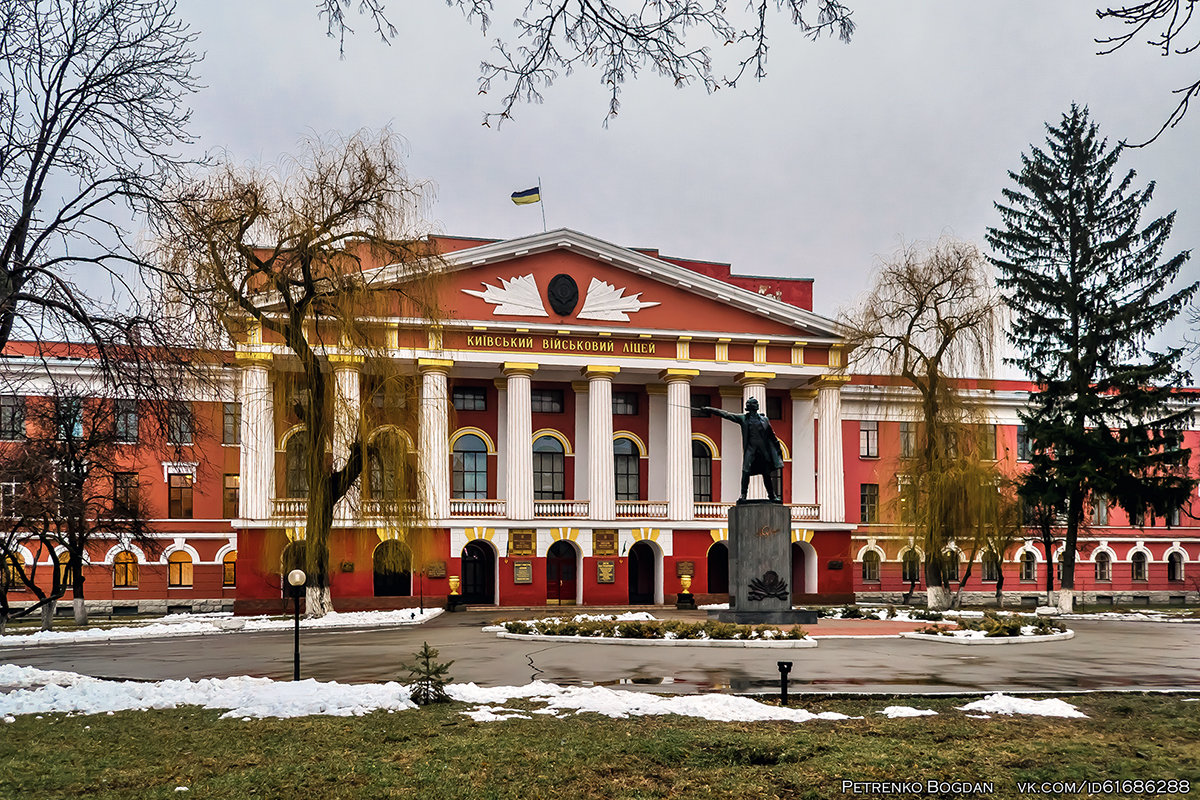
[2,611,1197,695]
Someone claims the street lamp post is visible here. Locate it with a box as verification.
[287,568,306,681]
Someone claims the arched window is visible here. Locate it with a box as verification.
[1168,552,1184,582]
[902,549,921,583]
[533,436,565,500]
[223,550,238,587]
[942,551,959,582]
[113,551,138,588]
[691,440,712,503]
[861,550,880,582]
[452,434,488,500]
[1020,551,1037,582]
[1094,552,1112,582]
[2,554,21,588]
[981,550,1001,582]
[614,437,640,501]
[1131,551,1148,582]
[369,430,417,501]
[285,433,309,498]
[168,551,193,587]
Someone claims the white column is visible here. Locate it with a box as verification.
[647,386,667,501]
[572,381,589,503]
[585,366,619,520]
[791,387,817,505]
[738,371,774,500]
[816,376,847,522]
[238,357,274,520]
[494,378,508,501]
[719,387,741,504]
[418,359,452,521]
[331,357,362,521]
[661,369,698,521]
[504,363,536,519]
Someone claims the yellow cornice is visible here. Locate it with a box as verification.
[736,371,776,385]
[658,368,700,382]
[812,374,851,389]
[417,357,454,373]
[582,365,621,379]
[790,387,819,400]
[326,353,365,366]
[502,362,538,377]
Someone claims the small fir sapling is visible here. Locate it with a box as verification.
[402,642,454,705]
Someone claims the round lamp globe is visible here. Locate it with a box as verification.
[287,569,306,588]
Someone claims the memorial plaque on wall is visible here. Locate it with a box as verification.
[594,529,617,556]
[509,530,535,557]
[596,559,616,584]
[425,561,446,578]
[513,560,534,584]
[675,560,695,578]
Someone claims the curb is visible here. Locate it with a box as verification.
[897,630,1075,645]
[495,632,818,648]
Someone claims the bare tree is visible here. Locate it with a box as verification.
[155,131,444,617]
[1097,1,1200,142]
[843,238,1004,610]
[0,0,199,369]
[317,0,854,124]
[0,380,162,629]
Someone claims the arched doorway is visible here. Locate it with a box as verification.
[546,540,578,605]
[373,540,412,597]
[460,540,495,605]
[791,541,817,601]
[628,541,657,604]
[707,541,729,594]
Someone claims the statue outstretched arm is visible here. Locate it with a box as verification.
[703,406,739,423]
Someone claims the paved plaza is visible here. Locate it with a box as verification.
[2,611,1197,694]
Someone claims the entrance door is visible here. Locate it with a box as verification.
[546,540,577,605]
[373,540,412,597]
[707,541,729,595]
[628,541,656,604]
[791,542,805,602]
[460,541,495,605]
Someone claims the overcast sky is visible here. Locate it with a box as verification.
[178,0,1198,371]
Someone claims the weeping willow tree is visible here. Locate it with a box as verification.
[155,131,445,616]
[844,238,1005,610]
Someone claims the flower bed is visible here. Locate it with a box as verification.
[899,612,1072,644]
[498,615,807,641]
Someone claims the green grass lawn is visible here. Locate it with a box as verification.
[1,693,1197,800]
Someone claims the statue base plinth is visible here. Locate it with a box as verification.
[709,609,818,625]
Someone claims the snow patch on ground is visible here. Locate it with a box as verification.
[957,694,1087,718]
[0,608,442,647]
[878,706,937,718]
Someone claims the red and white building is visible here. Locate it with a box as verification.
[3,229,1198,614]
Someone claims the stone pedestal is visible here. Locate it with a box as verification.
[710,502,818,625]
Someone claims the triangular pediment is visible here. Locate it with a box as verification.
[377,229,844,341]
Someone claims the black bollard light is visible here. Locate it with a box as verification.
[287,569,306,681]
[777,661,793,706]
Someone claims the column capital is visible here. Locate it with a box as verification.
[812,374,851,390]
[502,362,538,378]
[736,371,776,386]
[790,386,819,400]
[646,384,668,397]
[718,385,743,399]
[326,352,365,367]
[658,368,699,383]
[417,357,454,374]
[570,380,590,393]
[582,364,620,380]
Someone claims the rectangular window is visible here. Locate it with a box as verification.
[981,424,997,460]
[982,554,1001,583]
[0,395,25,440]
[222,402,241,445]
[1016,425,1030,461]
[530,389,564,414]
[943,555,960,583]
[113,473,138,517]
[452,387,487,412]
[1131,508,1144,528]
[223,474,240,519]
[1092,495,1108,526]
[899,422,915,458]
[1168,506,1180,527]
[612,392,638,416]
[115,399,138,443]
[690,394,712,418]
[859,420,878,458]
[168,473,193,519]
[0,480,18,518]
[860,483,879,524]
[57,398,83,440]
[1020,554,1037,582]
[168,554,193,587]
[765,395,783,420]
[167,402,193,445]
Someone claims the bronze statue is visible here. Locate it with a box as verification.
[702,397,784,503]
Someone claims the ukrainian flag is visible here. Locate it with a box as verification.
[511,186,541,205]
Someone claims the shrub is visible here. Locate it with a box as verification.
[705,621,739,639]
[504,621,530,634]
[911,609,944,621]
[840,605,863,619]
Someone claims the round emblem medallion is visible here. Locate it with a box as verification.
[547,273,579,316]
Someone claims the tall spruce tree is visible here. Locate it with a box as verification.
[986,104,1198,612]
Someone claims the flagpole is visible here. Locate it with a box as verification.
[538,175,547,232]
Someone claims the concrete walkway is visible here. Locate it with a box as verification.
[1,609,1196,695]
